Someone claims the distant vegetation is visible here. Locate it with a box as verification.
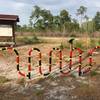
[16,5,100,37]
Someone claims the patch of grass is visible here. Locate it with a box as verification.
[0,76,10,84]
[90,39,100,48]
[74,41,84,49]
[23,35,40,44]
[59,42,69,50]
[16,35,41,44]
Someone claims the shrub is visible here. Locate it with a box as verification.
[23,35,40,44]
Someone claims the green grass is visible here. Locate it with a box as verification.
[74,41,84,49]
[16,35,41,44]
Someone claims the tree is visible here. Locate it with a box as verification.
[84,15,89,32]
[60,9,71,34]
[40,9,53,30]
[71,18,79,32]
[29,6,41,27]
[77,6,87,31]
[29,5,53,31]
[94,12,100,31]
[53,16,61,31]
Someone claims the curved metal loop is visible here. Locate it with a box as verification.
[28,48,42,79]
[1,47,26,77]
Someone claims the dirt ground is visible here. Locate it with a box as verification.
[0,41,100,100]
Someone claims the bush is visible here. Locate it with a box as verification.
[23,35,40,44]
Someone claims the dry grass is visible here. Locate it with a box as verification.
[0,76,10,84]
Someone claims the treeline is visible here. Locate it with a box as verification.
[16,5,100,37]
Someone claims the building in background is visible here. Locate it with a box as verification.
[0,14,19,46]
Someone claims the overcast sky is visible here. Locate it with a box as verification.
[0,0,100,25]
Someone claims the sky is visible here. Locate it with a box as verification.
[0,0,100,25]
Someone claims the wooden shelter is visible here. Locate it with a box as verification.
[0,14,19,46]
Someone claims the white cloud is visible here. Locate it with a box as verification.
[0,0,100,25]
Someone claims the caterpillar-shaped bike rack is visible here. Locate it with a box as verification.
[1,47,26,77]
[0,46,100,79]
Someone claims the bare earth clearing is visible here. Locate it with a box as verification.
[0,37,100,100]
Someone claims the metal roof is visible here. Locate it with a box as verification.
[0,14,19,22]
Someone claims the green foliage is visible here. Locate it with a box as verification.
[59,42,69,50]
[29,5,80,34]
[82,21,95,33]
[77,6,87,16]
[77,6,87,32]
[22,35,40,44]
[90,39,100,48]
[16,5,100,36]
[94,12,100,31]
